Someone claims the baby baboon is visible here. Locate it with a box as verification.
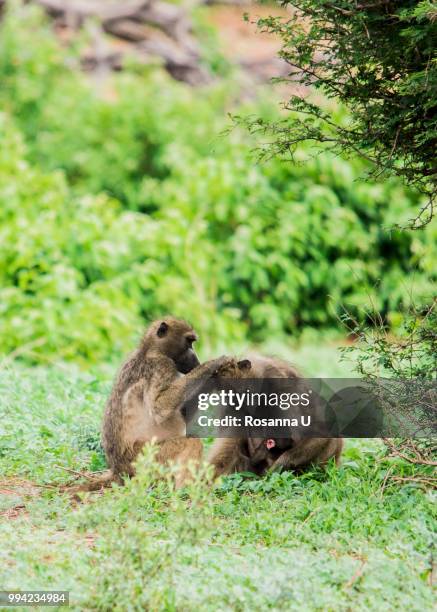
[97,317,234,489]
[207,356,343,478]
[246,436,343,475]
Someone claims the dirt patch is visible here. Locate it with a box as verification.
[0,478,42,495]
[207,4,308,94]
[1,504,29,520]
[0,478,42,521]
[207,4,286,65]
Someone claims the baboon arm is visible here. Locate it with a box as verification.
[248,442,270,465]
[269,439,328,471]
[151,356,233,425]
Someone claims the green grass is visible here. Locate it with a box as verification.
[0,345,435,610]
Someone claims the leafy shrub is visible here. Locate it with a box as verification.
[248,0,437,224]
[342,301,436,486]
[0,5,435,363]
[0,115,244,364]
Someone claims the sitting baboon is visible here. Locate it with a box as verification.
[85,317,235,491]
[207,356,343,478]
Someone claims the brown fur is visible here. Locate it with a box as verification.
[78,317,234,492]
[155,437,204,489]
[207,356,343,478]
[246,436,343,474]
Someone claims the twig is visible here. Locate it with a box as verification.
[303,509,317,523]
[0,337,47,369]
[383,439,437,467]
[429,545,435,587]
[54,465,98,481]
[344,559,367,589]
[391,476,437,489]
[379,465,394,497]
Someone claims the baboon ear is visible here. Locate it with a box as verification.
[157,321,169,338]
[237,359,251,371]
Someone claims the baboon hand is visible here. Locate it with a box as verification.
[269,450,297,472]
[210,356,238,377]
[213,356,251,378]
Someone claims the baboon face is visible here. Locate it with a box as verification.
[176,345,200,374]
[266,438,294,458]
[249,437,294,462]
[153,317,200,374]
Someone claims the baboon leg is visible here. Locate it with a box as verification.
[207,438,250,477]
[310,438,344,467]
[62,470,115,497]
[334,439,344,465]
[156,437,204,488]
[112,445,140,484]
[269,438,342,472]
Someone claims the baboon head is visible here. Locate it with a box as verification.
[249,437,294,464]
[146,317,200,374]
[264,438,294,457]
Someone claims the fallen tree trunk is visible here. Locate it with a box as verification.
[34,0,151,23]
[19,0,210,84]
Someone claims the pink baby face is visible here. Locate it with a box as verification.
[266,439,276,450]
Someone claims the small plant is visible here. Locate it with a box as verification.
[341,300,437,488]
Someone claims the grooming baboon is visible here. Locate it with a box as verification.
[82,317,234,491]
[207,356,343,478]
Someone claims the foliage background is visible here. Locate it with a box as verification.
[0,5,435,365]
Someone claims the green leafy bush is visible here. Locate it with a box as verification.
[0,5,435,363]
[249,0,437,224]
[0,115,244,364]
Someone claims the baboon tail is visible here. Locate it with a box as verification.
[61,470,115,497]
[82,471,115,492]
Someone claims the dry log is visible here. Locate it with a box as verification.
[138,2,190,37]
[138,31,210,85]
[103,19,152,43]
[34,0,151,23]
[11,0,212,85]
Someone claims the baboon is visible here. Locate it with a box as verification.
[87,317,234,491]
[207,356,343,478]
[246,436,343,475]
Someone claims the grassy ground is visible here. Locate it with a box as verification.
[0,345,435,610]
